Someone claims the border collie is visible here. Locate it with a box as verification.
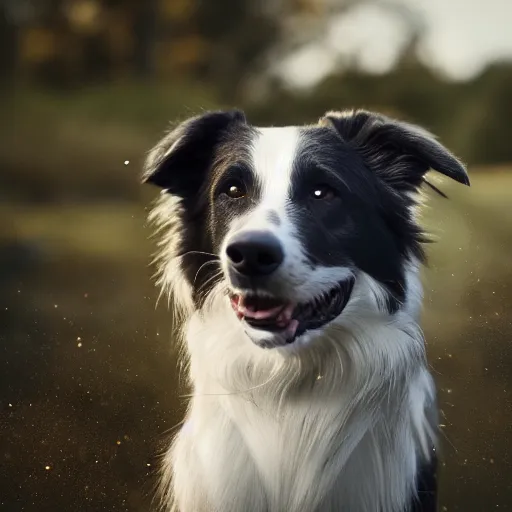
[142,109,469,512]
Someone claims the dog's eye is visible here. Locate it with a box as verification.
[311,185,335,200]
[222,181,246,199]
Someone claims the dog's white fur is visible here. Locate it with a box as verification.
[151,127,438,512]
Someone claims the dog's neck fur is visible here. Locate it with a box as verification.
[162,276,437,512]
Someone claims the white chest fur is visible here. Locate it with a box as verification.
[163,306,437,512]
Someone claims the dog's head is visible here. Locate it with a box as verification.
[143,109,468,349]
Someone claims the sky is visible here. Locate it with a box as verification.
[279,0,512,88]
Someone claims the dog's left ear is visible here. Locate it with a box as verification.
[320,110,469,193]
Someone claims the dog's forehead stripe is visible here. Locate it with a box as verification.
[250,127,301,211]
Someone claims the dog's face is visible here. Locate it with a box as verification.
[144,110,468,349]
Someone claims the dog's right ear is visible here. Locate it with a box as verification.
[142,110,246,196]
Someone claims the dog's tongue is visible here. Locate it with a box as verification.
[231,295,299,340]
[231,295,295,325]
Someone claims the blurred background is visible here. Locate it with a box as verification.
[1,0,511,510]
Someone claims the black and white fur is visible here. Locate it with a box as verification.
[142,109,469,512]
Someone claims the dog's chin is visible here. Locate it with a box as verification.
[229,277,355,349]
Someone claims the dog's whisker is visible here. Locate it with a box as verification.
[193,260,221,286]
[179,250,220,259]
[196,272,224,303]
[196,268,223,290]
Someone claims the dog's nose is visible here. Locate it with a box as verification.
[226,232,284,277]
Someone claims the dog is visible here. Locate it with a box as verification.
[142,109,469,512]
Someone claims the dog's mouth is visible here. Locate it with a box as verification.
[230,277,355,345]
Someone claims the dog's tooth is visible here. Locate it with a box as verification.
[284,319,299,341]
[283,303,295,317]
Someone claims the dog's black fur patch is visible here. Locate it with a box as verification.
[143,110,253,306]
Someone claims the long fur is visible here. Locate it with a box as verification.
[143,109,468,512]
